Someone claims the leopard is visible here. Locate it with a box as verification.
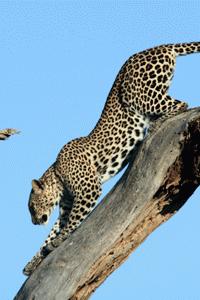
[23,42,200,276]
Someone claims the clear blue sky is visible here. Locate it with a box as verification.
[1,1,200,299]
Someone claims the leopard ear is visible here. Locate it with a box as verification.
[32,179,43,194]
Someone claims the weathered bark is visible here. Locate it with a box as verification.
[15,108,200,300]
[0,128,19,140]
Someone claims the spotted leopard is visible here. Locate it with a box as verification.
[23,42,200,276]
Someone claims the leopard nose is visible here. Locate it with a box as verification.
[42,214,48,223]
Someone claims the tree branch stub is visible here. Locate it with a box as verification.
[0,128,20,140]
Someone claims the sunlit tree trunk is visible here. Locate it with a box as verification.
[15,108,200,300]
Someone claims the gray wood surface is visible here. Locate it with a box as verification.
[15,108,200,300]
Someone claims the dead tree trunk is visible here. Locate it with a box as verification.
[15,108,200,300]
[0,128,19,140]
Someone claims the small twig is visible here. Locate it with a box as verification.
[0,128,20,141]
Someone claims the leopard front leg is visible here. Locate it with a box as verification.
[23,218,61,276]
[23,189,75,276]
[43,172,102,253]
[45,195,101,254]
[23,167,102,276]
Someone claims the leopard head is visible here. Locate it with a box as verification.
[28,179,61,225]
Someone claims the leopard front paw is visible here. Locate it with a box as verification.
[23,253,43,276]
